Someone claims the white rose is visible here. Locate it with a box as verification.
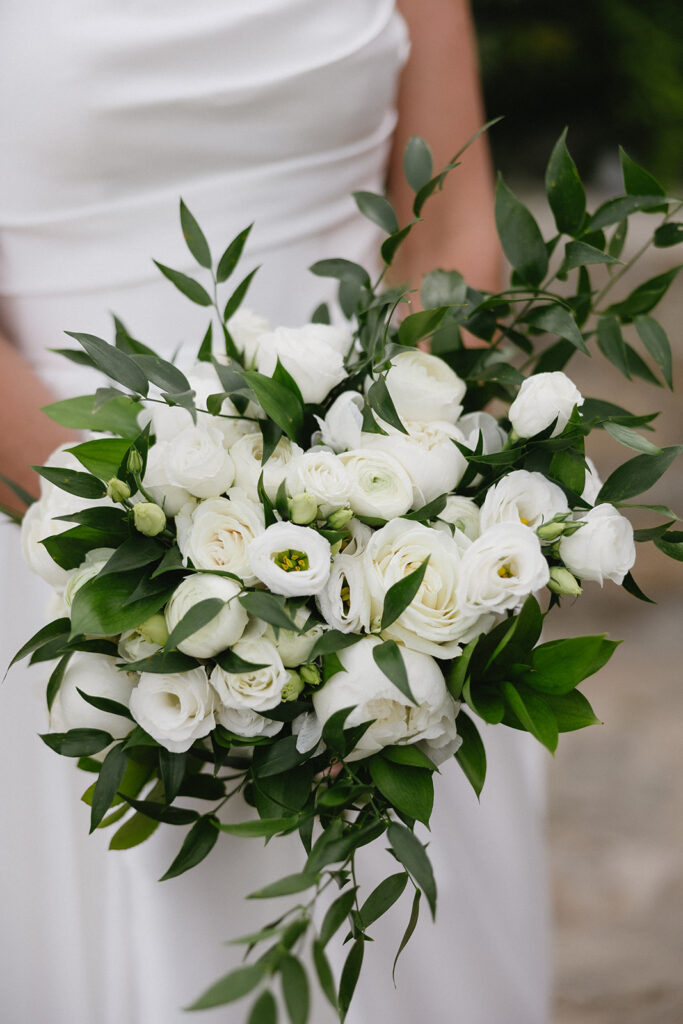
[49,653,137,738]
[315,391,364,452]
[165,574,247,658]
[458,411,507,455]
[435,495,481,541]
[286,450,351,517]
[362,420,467,506]
[262,605,324,667]
[176,489,265,585]
[457,522,550,613]
[316,552,372,634]
[559,503,635,585]
[382,350,466,423]
[63,548,115,608]
[479,470,569,533]
[312,637,460,761]
[581,457,603,506]
[364,519,486,657]
[164,424,235,499]
[226,307,270,368]
[338,449,413,520]
[249,522,331,597]
[256,324,351,404]
[129,667,215,753]
[509,371,584,438]
[210,637,288,712]
[215,705,283,739]
[230,433,303,501]
[143,441,194,517]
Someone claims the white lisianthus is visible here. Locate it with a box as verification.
[363,519,486,657]
[382,350,466,424]
[338,449,413,520]
[49,653,137,738]
[249,522,331,597]
[164,424,235,499]
[435,495,481,541]
[581,457,603,506]
[256,324,351,404]
[215,705,283,739]
[63,548,115,608]
[316,552,372,634]
[509,371,584,438]
[559,503,635,585]
[210,638,288,712]
[315,391,364,452]
[479,470,569,533]
[165,574,247,658]
[230,433,303,501]
[262,605,324,667]
[226,307,269,368]
[457,522,550,613]
[362,420,467,505]
[339,517,373,555]
[312,637,460,761]
[458,411,507,455]
[286,450,351,518]
[142,441,194,517]
[176,489,265,585]
[130,667,215,753]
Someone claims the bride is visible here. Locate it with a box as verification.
[0,2,548,1021]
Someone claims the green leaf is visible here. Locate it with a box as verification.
[216,816,300,838]
[70,569,171,637]
[609,220,629,260]
[179,199,211,268]
[634,315,673,389]
[44,654,70,710]
[444,638,477,700]
[239,592,301,633]
[420,269,466,310]
[598,446,683,503]
[187,963,265,1011]
[109,810,160,849]
[604,422,662,455]
[123,796,199,826]
[197,321,213,362]
[160,815,219,880]
[366,376,407,434]
[562,240,621,271]
[248,989,277,1024]
[164,597,224,651]
[90,743,129,832]
[653,223,683,248]
[338,939,364,1022]
[133,354,192,396]
[122,649,199,674]
[352,191,398,235]
[392,889,420,983]
[387,822,436,917]
[240,369,303,439]
[40,728,114,757]
[619,148,666,198]
[66,438,132,480]
[248,872,319,900]
[214,648,270,674]
[312,940,338,1010]
[403,136,433,192]
[309,631,360,660]
[403,493,448,523]
[542,689,602,732]
[359,872,408,929]
[319,889,357,947]
[216,224,253,283]
[381,557,429,630]
[32,465,106,499]
[153,261,212,306]
[252,736,311,778]
[495,175,548,287]
[158,748,186,803]
[589,194,669,231]
[309,258,371,288]
[8,618,70,669]
[608,266,682,320]
[382,745,435,770]
[502,683,558,752]
[279,955,309,1024]
[222,266,260,323]
[76,689,135,722]
[524,636,619,695]
[369,758,434,826]
[523,303,587,353]
[372,640,417,705]
[42,394,143,438]
[397,307,449,347]
[545,128,586,235]
[65,331,149,394]
[454,711,486,799]
[597,315,630,379]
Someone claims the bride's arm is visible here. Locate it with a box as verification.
[390,0,501,293]
[0,332,76,512]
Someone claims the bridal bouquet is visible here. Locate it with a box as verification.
[8,128,682,1021]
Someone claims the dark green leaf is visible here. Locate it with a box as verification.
[122,649,199,674]
[545,128,586,235]
[165,597,224,651]
[420,269,466,310]
[562,240,620,271]
[153,262,212,306]
[9,618,70,669]
[352,191,398,235]
[76,689,135,721]
[381,557,429,630]
[387,822,436,917]
[312,940,337,1010]
[179,199,211,268]
[653,223,683,248]
[309,631,360,660]
[214,648,270,674]
[598,446,682,503]
[319,889,357,947]
[159,748,186,803]
[32,465,106,499]
[223,266,260,322]
[634,315,673,389]
[123,796,199,826]
[239,592,301,633]
[70,568,171,637]
[369,758,433,825]
[309,259,370,288]
[392,889,420,982]
[397,307,448,348]
[366,376,407,434]
[403,494,447,523]
[502,683,558,752]
[604,422,662,455]
[66,438,132,480]
[619,148,666,198]
[444,638,476,700]
[542,689,602,732]
[216,816,300,838]
[383,745,435,770]
[403,136,433,192]
[133,354,191,396]
[338,939,364,1022]
[359,872,408,929]
[248,872,319,900]
[46,654,71,711]
[240,369,303,439]
[187,963,265,1011]
[252,736,311,778]
[65,331,149,394]
[609,220,629,260]
[90,743,129,831]
[608,266,682,320]
[381,224,413,266]
[247,989,277,1024]
[217,224,253,283]
[597,315,630,379]
[523,303,587,353]
[280,955,309,1024]
[311,302,330,325]
[454,711,486,798]
[40,728,114,757]
[495,175,548,287]
[160,815,219,880]
[197,321,213,362]
[99,536,164,576]
[372,640,417,705]
[589,194,669,231]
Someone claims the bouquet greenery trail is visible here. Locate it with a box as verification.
[7,126,682,1022]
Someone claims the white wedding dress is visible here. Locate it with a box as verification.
[0,2,549,1021]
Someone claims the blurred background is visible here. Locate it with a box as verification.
[472,3,683,1021]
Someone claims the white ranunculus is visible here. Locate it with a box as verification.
[286,450,351,518]
[316,552,372,634]
[164,424,235,499]
[230,433,303,502]
[364,519,486,657]
[165,574,247,658]
[176,489,265,585]
[129,667,215,753]
[479,470,569,533]
[256,324,351,404]
[118,630,160,663]
[581,457,603,506]
[312,637,460,761]
[338,449,413,520]
[262,605,324,667]
[435,495,481,541]
[63,548,115,608]
[559,503,635,585]
[382,350,466,424]
[509,371,584,438]
[457,522,550,614]
[49,653,138,738]
[215,705,283,739]
[226,307,270,368]
[142,441,195,517]
[362,420,467,506]
[210,637,288,712]
[249,522,331,597]
[458,411,507,455]
[315,391,364,452]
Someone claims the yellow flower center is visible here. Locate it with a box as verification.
[273,548,310,573]
[519,516,530,525]
[497,563,515,579]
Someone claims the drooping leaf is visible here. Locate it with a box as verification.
[392,889,421,982]
[387,822,436,917]
[403,136,433,192]
[381,557,429,630]
[90,743,129,832]
[338,939,364,1022]
[495,175,548,287]
[366,376,408,434]
[597,315,630,379]
[160,815,219,880]
[40,728,114,757]
[158,748,187,803]
[454,711,487,798]
[369,758,434,825]
[501,683,558,753]
[562,240,620,271]
[352,191,398,235]
[358,872,409,929]
[239,592,301,633]
[8,617,70,669]
[319,889,357,948]
[187,963,266,1011]
[312,939,338,1010]
[216,816,300,838]
[247,989,277,1024]
[598,446,683,503]
[109,810,161,850]
[372,640,417,705]
[247,872,319,900]
[604,422,662,455]
[65,331,150,394]
[279,955,309,1024]
[153,262,213,307]
[634,315,673,389]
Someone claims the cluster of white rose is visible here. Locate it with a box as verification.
[22,313,637,764]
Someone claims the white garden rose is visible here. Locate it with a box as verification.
[165,574,247,658]
[286,450,351,517]
[230,433,303,501]
[312,637,460,761]
[164,424,235,499]
[315,391,364,452]
[362,420,467,505]
[435,495,481,541]
[142,441,194,517]
[458,411,507,455]
[130,667,215,753]
[316,552,372,634]
[382,350,466,423]
[226,307,269,368]
[457,522,550,613]
[249,522,331,597]
[364,519,486,657]
[338,449,413,520]
[256,324,351,404]
[581,457,603,505]
[49,653,137,738]
[215,705,283,739]
[209,637,288,712]
[559,503,635,585]
[509,371,584,438]
[262,605,324,667]
[176,489,265,585]
[63,548,115,608]
[479,470,569,533]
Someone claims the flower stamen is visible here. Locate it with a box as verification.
[273,548,310,573]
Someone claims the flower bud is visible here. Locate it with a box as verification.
[106,477,131,502]
[299,663,322,687]
[281,671,305,702]
[536,521,567,542]
[288,492,318,525]
[127,448,144,476]
[327,507,354,530]
[138,613,169,646]
[548,566,582,597]
[133,501,166,537]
